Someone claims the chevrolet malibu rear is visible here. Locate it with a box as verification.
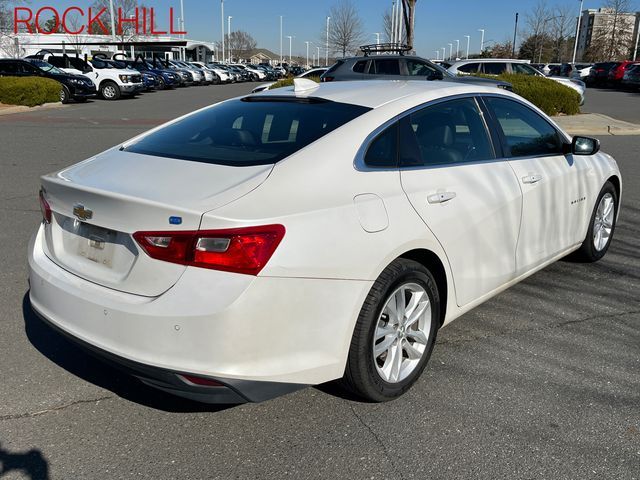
[28,89,380,403]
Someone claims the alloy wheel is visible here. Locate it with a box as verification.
[593,192,614,251]
[372,283,432,383]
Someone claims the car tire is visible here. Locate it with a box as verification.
[157,77,166,90]
[60,86,70,104]
[100,81,121,100]
[341,258,440,402]
[572,181,618,262]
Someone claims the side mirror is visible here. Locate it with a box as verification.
[569,136,600,155]
[427,70,444,81]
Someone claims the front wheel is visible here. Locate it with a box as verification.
[341,259,440,402]
[60,86,70,104]
[573,181,618,262]
[100,81,121,100]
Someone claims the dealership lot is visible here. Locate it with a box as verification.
[0,86,639,479]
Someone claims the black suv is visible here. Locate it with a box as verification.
[321,52,512,91]
[0,58,97,103]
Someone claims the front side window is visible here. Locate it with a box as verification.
[124,98,371,166]
[482,62,507,75]
[511,63,540,76]
[405,59,437,77]
[371,59,400,75]
[485,97,564,158]
[400,97,495,167]
[364,123,398,168]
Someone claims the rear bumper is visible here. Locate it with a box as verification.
[28,225,370,397]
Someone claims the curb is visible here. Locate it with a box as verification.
[553,113,640,136]
[0,102,66,117]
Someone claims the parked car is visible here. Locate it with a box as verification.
[252,67,328,93]
[29,80,621,404]
[0,58,96,103]
[531,63,557,75]
[585,62,619,87]
[189,62,221,84]
[121,59,180,90]
[169,60,204,85]
[447,59,586,105]
[25,53,141,100]
[570,63,593,80]
[321,55,514,91]
[622,63,640,90]
[607,61,639,88]
[150,59,194,86]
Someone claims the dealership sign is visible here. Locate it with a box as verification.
[13,6,187,36]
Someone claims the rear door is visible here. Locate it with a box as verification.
[367,58,404,80]
[481,96,591,274]
[399,96,522,306]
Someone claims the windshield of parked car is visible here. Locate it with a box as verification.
[124,98,371,166]
[26,59,64,75]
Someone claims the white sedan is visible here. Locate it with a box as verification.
[29,79,621,403]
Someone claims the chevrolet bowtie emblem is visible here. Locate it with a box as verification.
[73,204,93,221]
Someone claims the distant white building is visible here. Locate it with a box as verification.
[575,8,640,61]
[0,32,218,61]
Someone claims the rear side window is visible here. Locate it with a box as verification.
[124,98,371,166]
[0,61,19,74]
[485,97,563,158]
[352,60,368,73]
[482,63,507,75]
[364,123,398,168]
[457,63,479,73]
[371,59,400,75]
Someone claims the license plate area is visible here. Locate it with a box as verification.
[76,223,117,268]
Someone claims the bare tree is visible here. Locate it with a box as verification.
[548,5,573,62]
[227,31,257,62]
[326,0,365,57]
[585,0,634,61]
[524,0,550,61]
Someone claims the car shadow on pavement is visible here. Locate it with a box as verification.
[0,442,49,480]
[22,293,234,414]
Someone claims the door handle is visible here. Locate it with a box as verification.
[522,174,543,184]
[428,192,456,204]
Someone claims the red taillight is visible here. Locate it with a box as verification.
[39,189,51,224]
[133,224,285,275]
[178,374,223,387]
[322,76,334,82]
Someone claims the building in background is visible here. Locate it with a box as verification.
[575,8,639,62]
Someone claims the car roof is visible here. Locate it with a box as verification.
[453,58,529,64]
[248,79,507,109]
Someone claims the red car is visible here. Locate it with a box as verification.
[608,61,639,87]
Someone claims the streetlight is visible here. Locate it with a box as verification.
[455,39,460,59]
[441,47,446,59]
[572,0,584,63]
[325,16,330,66]
[179,0,185,60]
[305,41,310,68]
[448,43,453,60]
[286,35,293,63]
[227,16,232,62]
[108,0,116,40]
[435,50,439,61]
[221,1,225,63]
[316,45,320,66]
[279,15,283,66]
[374,32,380,44]
[478,29,485,54]
[464,35,470,59]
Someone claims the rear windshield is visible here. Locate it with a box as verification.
[123,98,370,166]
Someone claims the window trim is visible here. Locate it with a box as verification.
[479,94,571,161]
[354,94,501,171]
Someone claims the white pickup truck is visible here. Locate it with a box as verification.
[38,54,143,100]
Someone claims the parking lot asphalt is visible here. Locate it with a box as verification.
[582,86,640,124]
[0,84,638,480]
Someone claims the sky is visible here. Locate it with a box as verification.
[17,0,601,58]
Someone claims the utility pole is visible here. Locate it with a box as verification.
[465,35,470,59]
[325,16,330,66]
[572,0,584,63]
[512,13,519,57]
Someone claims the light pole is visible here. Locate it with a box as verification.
[512,13,519,57]
[435,50,439,61]
[441,47,446,60]
[464,35,470,59]
[108,0,116,40]
[635,18,640,60]
[220,0,225,63]
[572,0,584,63]
[305,41,310,68]
[286,35,293,63]
[279,15,283,66]
[374,32,380,44]
[448,43,453,60]
[325,16,330,66]
[455,39,460,59]
[227,16,232,62]
[478,29,485,54]
[316,46,320,66]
